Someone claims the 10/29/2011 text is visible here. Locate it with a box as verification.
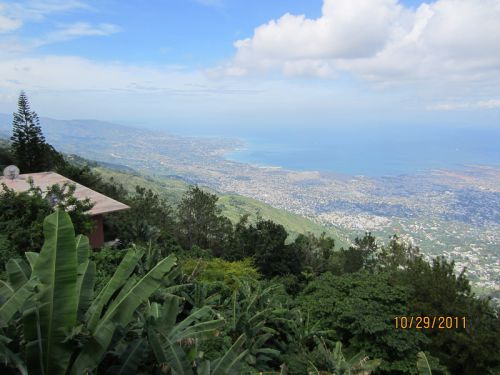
[394,316,467,329]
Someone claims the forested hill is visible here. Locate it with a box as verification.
[1,97,499,374]
[91,163,349,246]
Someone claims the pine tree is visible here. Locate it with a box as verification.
[11,92,60,172]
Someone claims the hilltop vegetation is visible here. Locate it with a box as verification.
[0,93,499,374]
[91,166,349,246]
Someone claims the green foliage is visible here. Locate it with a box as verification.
[0,211,174,373]
[393,256,500,374]
[296,271,435,374]
[221,282,284,372]
[10,92,63,173]
[0,143,14,169]
[182,258,260,289]
[0,181,93,261]
[0,236,17,277]
[230,218,304,277]
[292,232,335,275]
[23,209,79,374]
[0,142,499,374]
[176,186,233,255]
[309,338,381,375]
[416,352,432,375]
[0,211,252,374]
[337,232,379,274]
[90,246,127,292]
[108,186,176,245]
[380,235,421,270]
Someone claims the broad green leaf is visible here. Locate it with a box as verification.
[156,294,182,332]
[0,279,14,299]
[417,352,433,375]
[25,252,39,271]
[86,248,144,331]
[76,260,95,320]
[0,334,28,375]
[347,351,367,367]
[308,362,321,375]
[108,338,146,375]
[71,255,177,373]
[147,301,161,320]
[25,210,79,375]
[151,330,194,375]
[6,259,30,290]
[197,360,210,375]
[212,334,248,375]
[0,279,37,327]
[255,348,280,357]
[168,305,220,340]
[75,235,90,265]
[98,254,176,330]
[172,319,224,343]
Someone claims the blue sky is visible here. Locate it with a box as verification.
[0,0,499,129]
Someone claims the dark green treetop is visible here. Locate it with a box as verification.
[10,91,62,172]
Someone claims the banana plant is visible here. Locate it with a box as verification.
[416,352,433,375]
[0,210,179,375]
[195,334,248,375]
[223,281,284,371]
[308,338,381,375]
[276,309,333,355]
[144,293,254,375]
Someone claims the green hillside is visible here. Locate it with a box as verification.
[94,166,350,247]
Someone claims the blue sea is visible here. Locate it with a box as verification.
[164,124,500,177]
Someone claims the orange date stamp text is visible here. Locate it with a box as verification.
[394,316,467,330]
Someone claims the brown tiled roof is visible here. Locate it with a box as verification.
[0,172,130,216]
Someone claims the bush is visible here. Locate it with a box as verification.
[181,257,260,289]
[0,182,93,257]
[295,271,439,374]
[0,235,17,276]
[91,246,128,292]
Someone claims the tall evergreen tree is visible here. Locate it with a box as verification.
[11,91,61,172]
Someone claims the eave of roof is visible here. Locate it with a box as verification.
[0,171,130,216]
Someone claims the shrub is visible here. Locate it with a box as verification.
[0,182,93,257]
[181,257,260,289]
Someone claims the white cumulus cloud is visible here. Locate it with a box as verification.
[218,0,500,88]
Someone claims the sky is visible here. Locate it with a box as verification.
[0,0,499,130]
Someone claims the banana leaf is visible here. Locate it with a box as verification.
[71,255,177,373]
[86,248,144,330]
[24,210,79,375]
[0,278,37,327]
[0,279,14,300]
[98,254,176,329]
[211,334,248,375]
[6,259,30,290]
[76,260,95,320]
[75,235,90,265]
[106,338,146,375]
[25,252,39,271]
[417,352,433,375]
[0,334,28,375]
[148,327,193,375]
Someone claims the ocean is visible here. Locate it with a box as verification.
[164,123,500,177]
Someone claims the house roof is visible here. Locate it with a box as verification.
[0,171,130,216]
